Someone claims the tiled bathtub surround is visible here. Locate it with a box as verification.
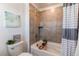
[30,4,40,45]
[30,3,63,44]
[62,3,78,56]
[40,6,63,43]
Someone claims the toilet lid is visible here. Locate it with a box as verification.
[19,53,32,56]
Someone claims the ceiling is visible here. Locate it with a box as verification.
[34,3,62,9]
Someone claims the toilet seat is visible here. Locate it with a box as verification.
[19,53,32,56]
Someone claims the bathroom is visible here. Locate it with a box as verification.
[30,3,63,56]
[0,3,30,56]
[30,3,79,56]
[0,3,79,56]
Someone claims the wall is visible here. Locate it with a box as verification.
[0,3,28,56]
[40,6,63,43]
[23,3,29,52]
[30,4,40,45]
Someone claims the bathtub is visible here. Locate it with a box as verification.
[31,40,61,56]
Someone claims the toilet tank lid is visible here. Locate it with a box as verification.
[7,41,24,48]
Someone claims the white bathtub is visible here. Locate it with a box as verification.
[31,40,61,56]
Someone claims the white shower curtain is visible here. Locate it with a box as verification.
[61,3,78,56]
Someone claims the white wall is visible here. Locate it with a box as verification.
[0,3,29,56]
[23,3,29,52]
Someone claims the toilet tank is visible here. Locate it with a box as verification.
[7,41,24,56]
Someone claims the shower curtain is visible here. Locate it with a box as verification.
[62,3,78,56]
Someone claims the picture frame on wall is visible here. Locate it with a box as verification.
[5,11,21,28]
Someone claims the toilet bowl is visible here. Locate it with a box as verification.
[19,53,33,56]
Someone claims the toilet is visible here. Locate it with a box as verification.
[19,52,32,56]
[7,41,32,56]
